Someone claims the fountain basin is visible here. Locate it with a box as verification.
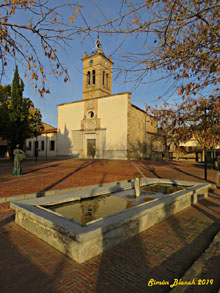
[11,178,210,263]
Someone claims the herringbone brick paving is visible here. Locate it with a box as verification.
[0,159,218,197]
[0,159,220,292]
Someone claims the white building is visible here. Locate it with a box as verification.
[26,40,159,160]
[26,123,57,158]
[56,41,158,159]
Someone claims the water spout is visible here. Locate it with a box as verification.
[134,176,141,197]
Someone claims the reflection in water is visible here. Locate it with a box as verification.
[80,199,100,226]
[141,183,185,194]
[44,184,188,226]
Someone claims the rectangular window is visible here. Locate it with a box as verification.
[102,71,105,85]
[41,141,45,151]
[50,140,55,151]
[106,73,109,88]
[28,141,32,150]
[87,71,91,86]
[92,70,96,84]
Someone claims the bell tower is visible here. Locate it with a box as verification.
[82,39,113,100]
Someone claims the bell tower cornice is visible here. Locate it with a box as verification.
[82,51,114,64]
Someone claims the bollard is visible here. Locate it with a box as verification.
[216,171,220,187]
[134,176,141,197]
[216,157,220,187]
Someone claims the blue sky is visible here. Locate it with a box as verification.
[1,0,178,127]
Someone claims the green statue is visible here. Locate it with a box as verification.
[12,144,25,176]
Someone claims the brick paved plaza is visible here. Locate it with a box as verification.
[0,158,220,292]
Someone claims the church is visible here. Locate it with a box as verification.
[57,40,158,160]
[27,40,159,160]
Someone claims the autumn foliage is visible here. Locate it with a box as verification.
[146,96,220,151]
[0,0,219,103]
[98,0,220,99]
[0,0,81,96]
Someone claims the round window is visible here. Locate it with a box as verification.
[88,111,95,118]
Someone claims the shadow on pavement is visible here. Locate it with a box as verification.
[40,160,95,192]
[0,211,61,292]
[94,195,220,293]
[1,163,220,292]
[171,165,216,185]
[23,164,60,175]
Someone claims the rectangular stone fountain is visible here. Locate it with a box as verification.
[11,178,210,263]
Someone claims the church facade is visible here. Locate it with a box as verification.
[57,42,158,160]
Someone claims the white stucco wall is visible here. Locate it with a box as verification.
[57,94,128,159]
[26,133,57,158]
[179,138,199,147]
[98,94,128,159]
[57,102,84,156]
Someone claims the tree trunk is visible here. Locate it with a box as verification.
[204,147,207,180]
[176,146,179,160]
